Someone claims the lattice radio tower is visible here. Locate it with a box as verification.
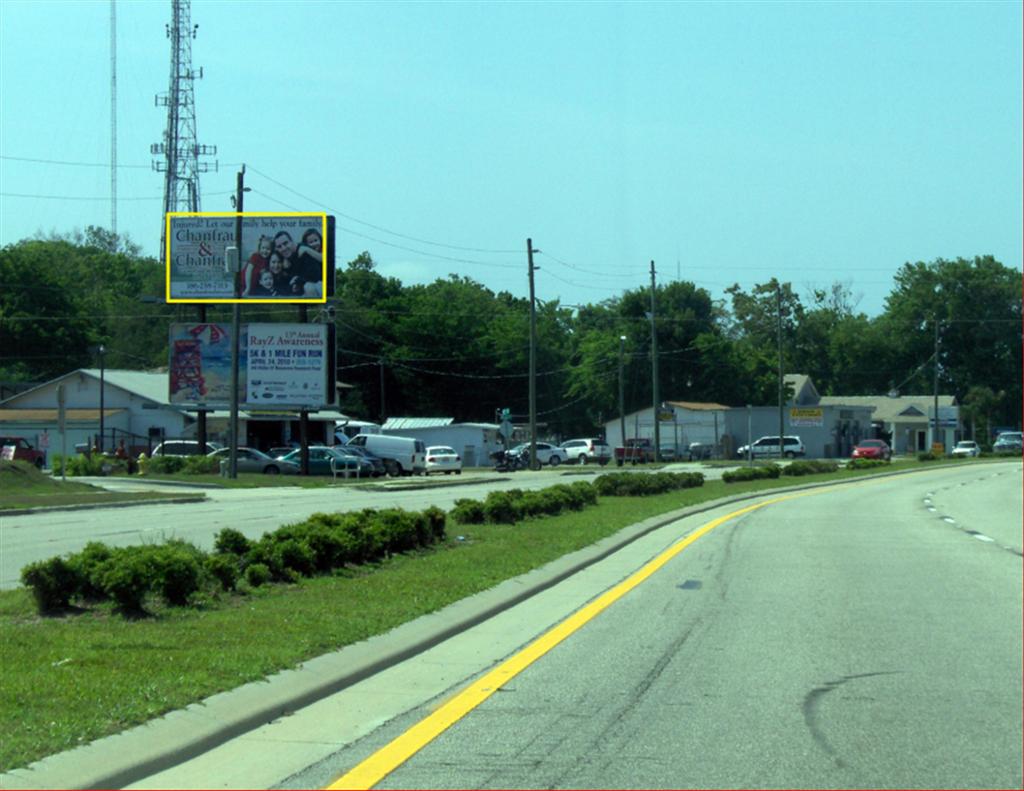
[151,0,217,262]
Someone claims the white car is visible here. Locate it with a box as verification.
[736,435,806,459]
[951,440,980,458]
[510,442,569,467]
[425,446,462,475]
[560,438,612,465]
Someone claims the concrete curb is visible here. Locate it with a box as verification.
[0,496,207,518]
[0,463,989,789]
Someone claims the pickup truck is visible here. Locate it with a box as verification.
[614,438,658,466]
[0,436,46,469]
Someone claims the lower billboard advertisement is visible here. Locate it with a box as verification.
[169,322,332,409]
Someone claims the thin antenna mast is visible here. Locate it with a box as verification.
[110,0,117,238]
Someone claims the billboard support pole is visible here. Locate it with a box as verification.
[229,165,245,479]
[196,305,207,453]
[299,304,309,476]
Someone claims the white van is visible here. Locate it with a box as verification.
[348,434,426,476]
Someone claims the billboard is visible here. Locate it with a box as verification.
[166,213,333,303]
[169,323,243,405]
[169,323,332,409]
[247,324,328,407]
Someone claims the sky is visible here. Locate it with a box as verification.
[1,0,1021,317]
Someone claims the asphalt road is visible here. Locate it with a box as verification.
[124,461,1021,790]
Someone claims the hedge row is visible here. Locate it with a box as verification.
[20,506,447,616]
[721,464,781,483]
[593,471,704,497]
[141,455,219,475]
[846,458,890,470]
[781,460,840,476]
[51,454,126,477]
[451,481,598,525]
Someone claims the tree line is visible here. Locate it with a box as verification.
[1,228,1020,437]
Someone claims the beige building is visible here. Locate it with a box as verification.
[817,394,958,454]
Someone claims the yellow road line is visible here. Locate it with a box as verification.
[327,489,822,790]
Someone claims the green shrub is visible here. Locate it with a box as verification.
[272,539,316,578]
[21,557,81,612]
[214,528,251,556]
[782,460,840,476]
[594,471,705,496]
[917,451,939,462]
[722,464,782,483]
[846,458,889,470]
[516,490,549,518]
[483,490,523,524]
[181,455,219,475]
[423,505,447,542]
[69,541,115,600]
[151,542,203,606]
[98,549,154,612]
[206,554,239,591]
[57,453,107,476]
[245,563,271,587]
[300,522,353,571]
[570,480,598,506]
[146,455,186,474]
[451,498,485,525]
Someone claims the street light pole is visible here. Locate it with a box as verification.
[229,165,245,479]
[650,261,660,461]
[527,238,539,470]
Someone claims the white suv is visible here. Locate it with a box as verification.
[560,438,613,465]
[736,435,806,459]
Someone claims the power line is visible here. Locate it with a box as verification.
[246,166,521,254]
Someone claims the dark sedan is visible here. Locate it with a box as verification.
[333,445,386,477]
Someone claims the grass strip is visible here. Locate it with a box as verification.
[0,459,989,771]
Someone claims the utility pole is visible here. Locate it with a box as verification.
[379,359,386,423]
[528,238,539,470]
[933,317,940,451]
[777,283,784,459]
[619,335,626,449]
[97,345,106,452]
[228,165,244,479]
[650,261,660,461]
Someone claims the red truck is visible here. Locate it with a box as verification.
[0,436,46,469]
[614,438,658,466]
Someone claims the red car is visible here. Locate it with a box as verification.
[851,439,891,461]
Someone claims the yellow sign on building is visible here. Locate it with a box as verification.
[790,407,824,427]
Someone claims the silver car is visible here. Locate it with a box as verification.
[207,447,300,475]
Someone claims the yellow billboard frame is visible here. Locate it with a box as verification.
[165,211,328,304]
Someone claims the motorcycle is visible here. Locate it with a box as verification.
[491,447,528,472]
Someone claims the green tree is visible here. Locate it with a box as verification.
[880,256,1022,426]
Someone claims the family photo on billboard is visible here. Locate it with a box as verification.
[240,225,324,299]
